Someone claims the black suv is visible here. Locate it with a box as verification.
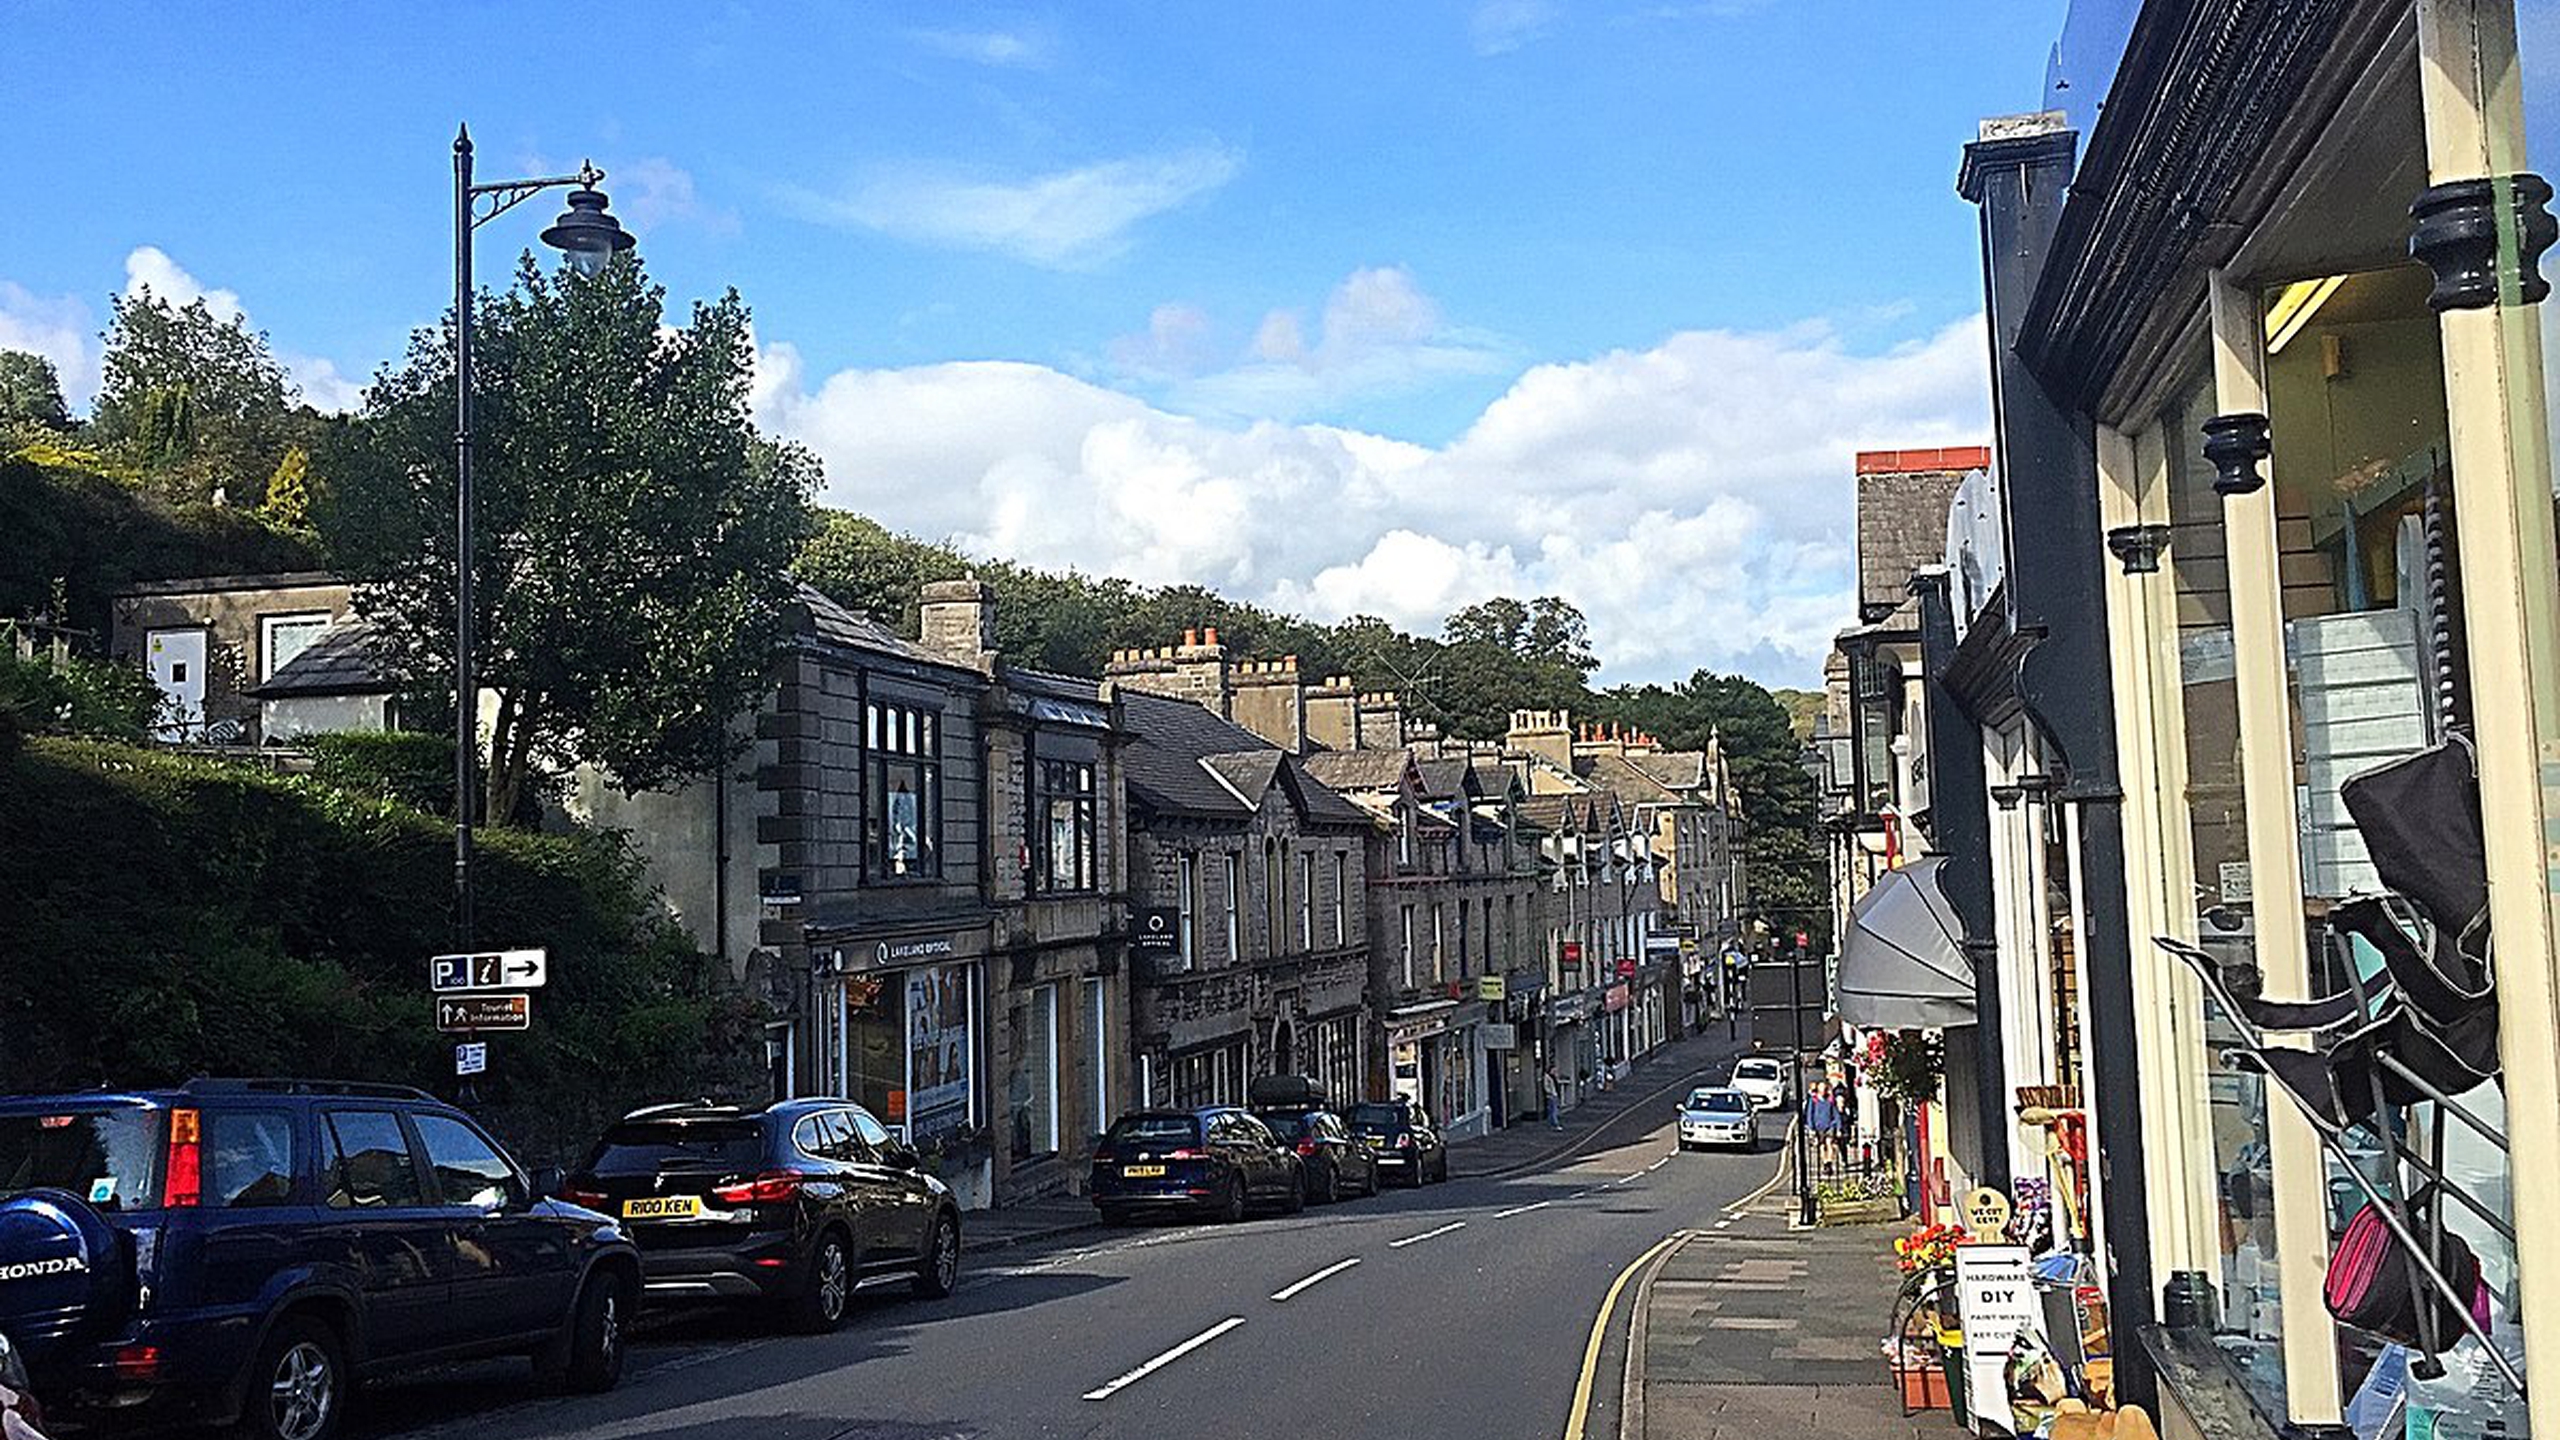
[1348,1099,1450,1186]
[0,1080,638,1440]
[562,1099,961,1332]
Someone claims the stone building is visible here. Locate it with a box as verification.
[1113,687,1372,1109]
[1514,784,1662,1103]
[108,571,360,742]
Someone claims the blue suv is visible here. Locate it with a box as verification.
[0,1080,640,1440]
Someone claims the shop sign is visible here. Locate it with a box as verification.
[1475,974,1506,1002]
[1952,1244,2038,1436]
[1129,906,1181,958]
[1561,941,1584,965]
[1550,992,1590,1024]
[1962,1186,2014,1239]
[1616,957,1638,978]
[1604,984,1630,1013]
[1482,1023,1518,1050]
[877,934,959,967]
[2014,1084,2082,1111]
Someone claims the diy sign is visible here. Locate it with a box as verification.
[1953,1243,2039,1437]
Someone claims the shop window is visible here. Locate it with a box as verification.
[1085,978,1109,1135]
[1032,757,1096,893]
[866,702,941,880]
[844,962,975,1144]
[1008,985,1058,1163]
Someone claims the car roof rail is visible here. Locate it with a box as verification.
[619,1098,736,1120]
[181,1078,438,1101]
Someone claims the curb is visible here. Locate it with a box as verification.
[967,1214,1103,1254]
[1620,1230,1697,1440]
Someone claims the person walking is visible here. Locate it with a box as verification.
[1805,1084,1844,1176]
[1540,1065,1563,1130]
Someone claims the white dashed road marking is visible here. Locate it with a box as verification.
[1388,1220,1468,1249]
[1082,1317,1247,1401]
[1495,1200,1552,1218]
[1270,1257,1362,1301]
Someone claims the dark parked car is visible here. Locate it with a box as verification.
[1088,1109,1304,1223]
[561,1099,961,1334]
[1348,1099,1449,1186]
[0,1080,639,1440]
[1254,1111,1379,1203]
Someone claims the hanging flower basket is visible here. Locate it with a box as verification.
[1869,1029,1945,1106]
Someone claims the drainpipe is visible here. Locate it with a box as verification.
[1961,112,2157,1410]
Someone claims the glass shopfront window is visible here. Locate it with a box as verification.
[842,960,977,1145]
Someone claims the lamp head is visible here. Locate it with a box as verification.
[540,169,635,277]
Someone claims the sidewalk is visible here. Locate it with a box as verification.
[1454,1026,1749,1179]
[1633,1198,1952,1440]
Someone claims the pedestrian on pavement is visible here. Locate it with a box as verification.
[1805,1085,1845,1174]
[1540,1065,1563,1129]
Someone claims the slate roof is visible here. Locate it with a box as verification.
[1117,689,1367,827]
[242,619,394,698]
[1414,756,1478,801]
[1204,749,1284,802]
[1575,752,1685,806]
[792,585,966,673]
[1299,748,1415,793]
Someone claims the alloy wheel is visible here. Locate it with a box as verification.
[269,1341,336,1440]
[817,1239,850,1321]
[933,1220,960,1291]
[597,1288,621,1368]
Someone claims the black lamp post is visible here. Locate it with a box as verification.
[450,126,635,946]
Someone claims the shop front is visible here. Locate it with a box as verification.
[813,926,995,1210]
[1547,987,1593,1111]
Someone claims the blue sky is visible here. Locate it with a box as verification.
[1,1,2065,685]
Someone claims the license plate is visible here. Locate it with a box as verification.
[1123,1164,1167,1178]
[622,1196,704,1220]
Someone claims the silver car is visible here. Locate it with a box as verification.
[1677,1088,1757,1151]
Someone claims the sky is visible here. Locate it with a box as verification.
[0,1,2066,687]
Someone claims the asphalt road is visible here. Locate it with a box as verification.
[348,1073,1786,1440]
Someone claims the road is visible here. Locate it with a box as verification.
[349,1069,1785,1440]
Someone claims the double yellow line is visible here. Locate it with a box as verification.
[1561,1231,1687,1440]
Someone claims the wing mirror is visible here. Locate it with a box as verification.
[529,1166,564,1202]
[884,1140,923,1171]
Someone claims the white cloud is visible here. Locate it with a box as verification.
[801,146,1242,268]
[612,156,737,235]
[756,313,1989,686]
[1110,266,1510,422]
[0,281,98,409]
[909,25,1054,68]
[124,245,245,323]
[1471,0,1560,55]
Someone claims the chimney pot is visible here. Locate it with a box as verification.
[1183,628,1199,647]
[1204,625,1220,646]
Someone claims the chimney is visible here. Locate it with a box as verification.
[1306,674,1359,750]
[1505,708,1573,772]
[919,578,997,672]
[1230,654,1307,752]
[1353,690,1403,751]
[1106,627,1231,714]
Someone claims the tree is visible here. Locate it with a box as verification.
[257,446,313,531]
[324,254,816,825]
[0,351,70,430]
[91,289,298,503]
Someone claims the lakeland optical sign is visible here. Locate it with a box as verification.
[873,935,959,967]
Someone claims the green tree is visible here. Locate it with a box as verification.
[0,350,70,430]
[258,446,313,530]
[92,289,299,503]
[325,254,816,824]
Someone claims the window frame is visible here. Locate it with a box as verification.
[865,699,944,882]
[1032,754,1099,894]
[258,611,332,683]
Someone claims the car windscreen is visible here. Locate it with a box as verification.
[1348,1104,1408,1131]
[583,1119,766,1175]
[1106,1116,1200,1145]
[0,1109,162,1210]
[1687,1091,1750,1114]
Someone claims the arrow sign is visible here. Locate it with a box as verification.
[436,994,530,1032]
[429,949,549,992]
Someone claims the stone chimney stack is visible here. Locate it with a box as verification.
[919,578,998,673]
[1306,674,1359,750]
[1231,654,1306,752]
[1104,626,1233,715]
[1504,708,1574,772]
[1354,690,1404,751]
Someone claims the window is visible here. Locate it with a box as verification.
[1299,852,1316,949]
[1332,853,1349,945]
[259,612,330,682]
[1178,852,1199,965]
[1034,757,1097,893]
[1431,903,1446,982]
[866,701,941,879]
[1399,808,1414,866]
[1264,839,1284,955]
[324,1110,423,1209]
[205,1111,296,1208]
[1400,904,1416,990]
[1222,854,1242,963]
[412,1112,520,1209]
[1086,978,1109,1134]
[1456,901,1471,978]
[847,1109,893,1151]
[1007,985,1059,1162]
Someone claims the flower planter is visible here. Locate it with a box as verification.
[1895,1362,1952,1410]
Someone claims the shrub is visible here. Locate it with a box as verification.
[0,738,760,1164]
[0,645,163,753]
[305,729,454,814]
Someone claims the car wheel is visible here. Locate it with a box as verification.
[563,1269,633,1393]
[1219,1174,1248,1224]
[240,1316,346,1440]
[788,1230,854,1333]
[1282,1169,1306,1215]
[912,1213,960,1300]
[1312,1162,1338,1205]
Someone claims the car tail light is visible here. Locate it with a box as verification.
[1393,1133,1414,1149]
[163,1109,202,1208]
[711,1171,807,1205]
[1296,1139,1319,1155]
[559,1186,609,1211]
[114,1345,161,1381]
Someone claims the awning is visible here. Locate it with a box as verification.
[1837,856,1977,1029]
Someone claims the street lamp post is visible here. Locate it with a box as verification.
[448,125,634,947]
